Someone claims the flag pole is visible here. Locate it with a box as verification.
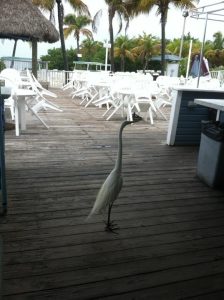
[197,12,208,88]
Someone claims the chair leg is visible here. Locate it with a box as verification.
[127,103,133,121]
[14,102,20,136]
[85,92,98,107]
[155,107,167,121]
[26,103,49,129]
[32,99,62,113]
[106,103,123,121]
[148,107,154,125]
[102,105,113,117]
[9,102,15,120]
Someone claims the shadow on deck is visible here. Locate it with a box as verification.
[1,89,224,299]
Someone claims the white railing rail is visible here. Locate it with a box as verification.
[37,70,75,88]
[210,70,224,80]
[38,69,224,89]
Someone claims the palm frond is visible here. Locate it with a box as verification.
[114,47,121,57]
[64,14,77,25]
[171,0,198,10]
[80,28,93,39]
[92,9,103,33]
[63,26,75,39]
[116,11,123,34]
[68,0,90,16]
[32,0,54,11]
[125,49,135,61]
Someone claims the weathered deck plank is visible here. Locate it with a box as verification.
[1,88,224,299]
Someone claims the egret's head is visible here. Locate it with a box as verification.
[132,113,142,123]
[122,113,142,127]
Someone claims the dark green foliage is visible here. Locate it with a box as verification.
[40,29,224,72]
[41,48,77,70]
[80,39,105,63]
[178,57,188,76]
[205,49,224,68]
[0,60,5,72]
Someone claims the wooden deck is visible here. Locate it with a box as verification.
[1,89,224,299]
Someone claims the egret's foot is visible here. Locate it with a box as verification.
[104,220,119,234]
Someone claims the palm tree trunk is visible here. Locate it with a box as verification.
[10,39,17,68]
[109,9,115,72]
[161,11,166,76]
[121,56,125,72]
[77,34,80,56]
[56,0,69,74]
[143,57,148,73]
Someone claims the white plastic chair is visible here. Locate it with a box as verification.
[0,73,39,135]
[31,72,57,99]
[1,68,22,85]
[0,74,15,120]
[1,68,62,133]
[133,81,158,124]
[25,69,62,114]
[62,70,84,91]
[101,78,138,121]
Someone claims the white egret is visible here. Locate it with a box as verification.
[87,113,142,232]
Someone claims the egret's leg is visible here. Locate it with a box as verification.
[105,203,119,233]
[107,203,112,227]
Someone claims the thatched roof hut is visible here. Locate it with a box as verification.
[0,0,59,76]
[0,0,59,43]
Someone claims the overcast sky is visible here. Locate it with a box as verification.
[0,0,223,59]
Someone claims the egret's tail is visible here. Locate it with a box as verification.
[86,193,106,222]
[85,208,94,222]
[85,202,100,222]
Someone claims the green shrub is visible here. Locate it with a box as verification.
[0,59,6,72]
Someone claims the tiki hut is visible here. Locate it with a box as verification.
[0,0,59,76]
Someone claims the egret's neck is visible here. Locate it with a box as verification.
[115,121,131,172]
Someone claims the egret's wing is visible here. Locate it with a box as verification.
[89,169,123,216]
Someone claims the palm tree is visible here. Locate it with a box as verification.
[80,39,106,63]
[213,31,224,50]
[64,14,93,54]
[166,37,191,57]
[126,0,197,75]
[166,38,181,56]
[33,0,89,71]
[33,0,55,22]
[93,0,129,72]
[80,38,103,61]
[114,35,135,71]
[132,33,160,72]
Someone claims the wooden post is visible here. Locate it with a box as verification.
[32,40,38,78]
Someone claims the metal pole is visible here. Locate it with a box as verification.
[197,12,208,88]
[105,48,108,71]
[105,41,108,71]
[179,11,189,59]
[186,39,193,79]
